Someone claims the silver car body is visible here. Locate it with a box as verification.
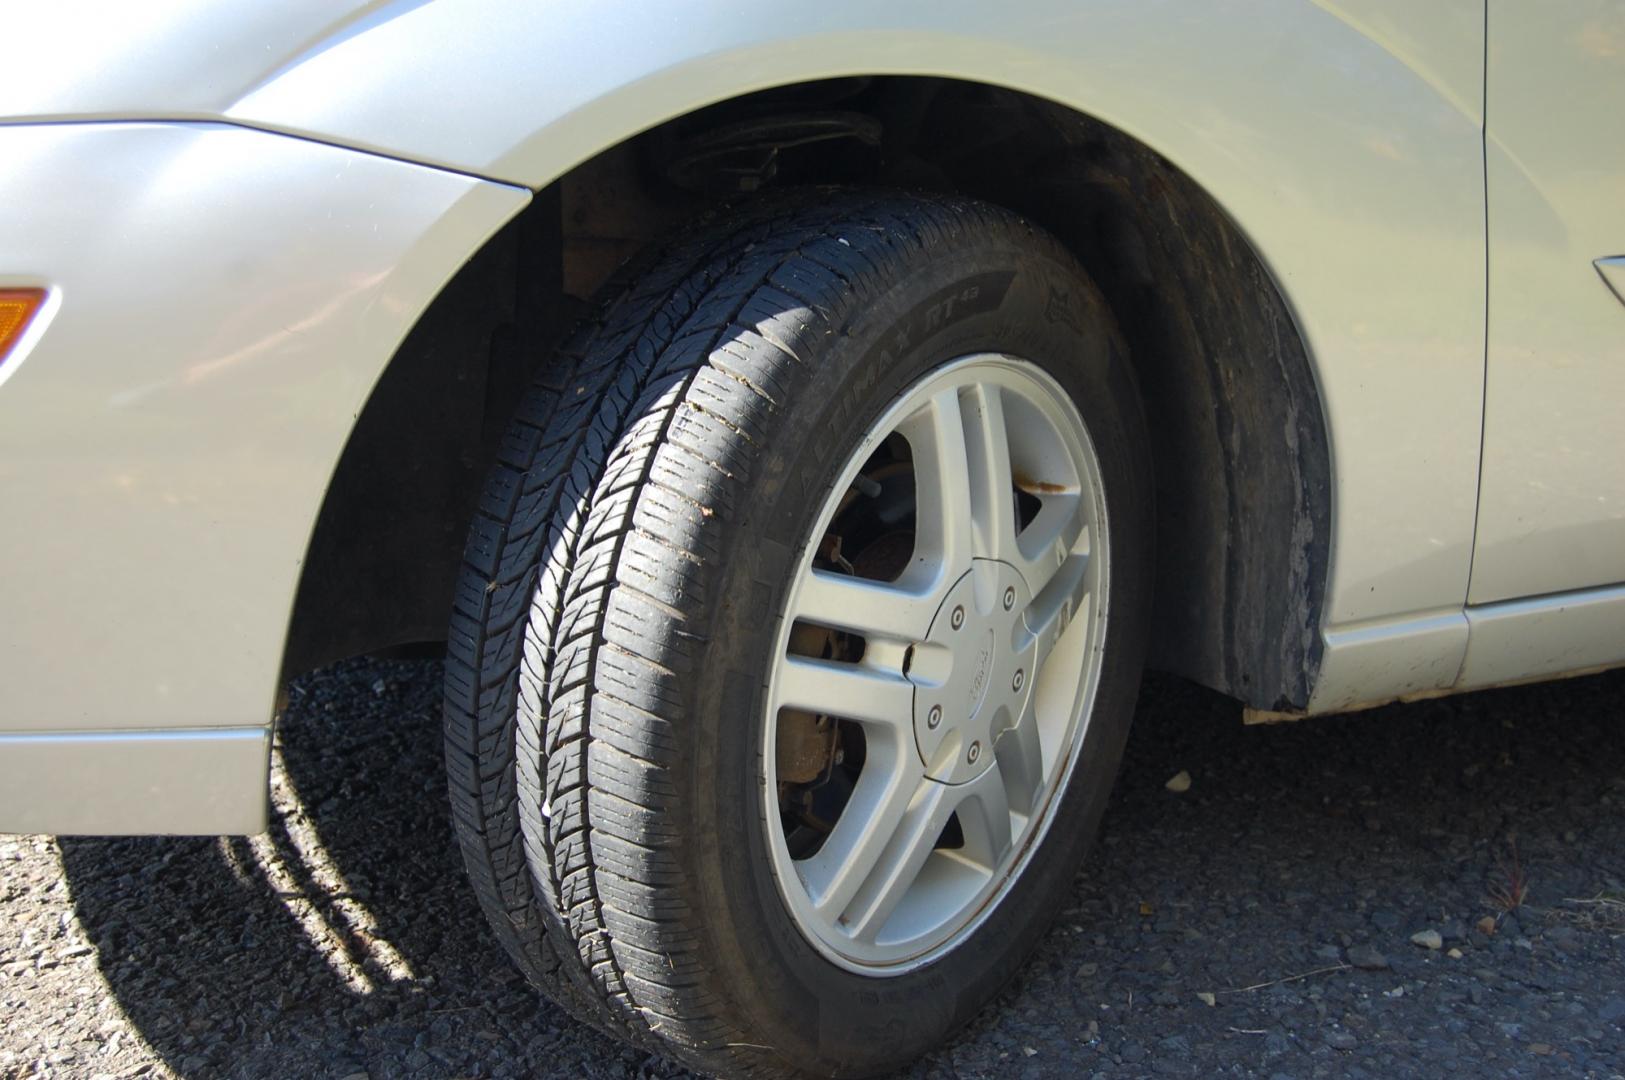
[1,0,1620,833]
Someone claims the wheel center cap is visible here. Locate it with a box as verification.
[912,561,1039,783]
[965,629,996,721]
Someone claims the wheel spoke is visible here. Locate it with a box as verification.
[1018,519,1092,671]
[774,655,913,728]
[792,569,938,643]
[953,765,1016,870]
[798,736,922,921]
[905,387,976,570]
[962,383,1021,565]
[994,703,1047,818]
[905,383,1022,569]
[838,778,958,944]
[1013,492,1088,592]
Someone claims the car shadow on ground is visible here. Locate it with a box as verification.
[59,660,1625,1078]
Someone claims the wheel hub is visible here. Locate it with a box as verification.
[912,561,1037,784]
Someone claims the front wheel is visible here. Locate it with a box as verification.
[445,190,1153,1077]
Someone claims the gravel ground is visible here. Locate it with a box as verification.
[3,659,1623,1080]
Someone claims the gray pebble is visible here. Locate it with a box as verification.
[1347,944,1390,970]
[1409,929,1443,950]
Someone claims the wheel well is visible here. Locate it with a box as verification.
[283,76,1330,712]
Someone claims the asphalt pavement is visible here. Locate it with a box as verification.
[2,659,1622,1079]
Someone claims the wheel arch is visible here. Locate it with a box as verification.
[282,76,1332,712]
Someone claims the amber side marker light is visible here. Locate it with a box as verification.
[0,288,47,368]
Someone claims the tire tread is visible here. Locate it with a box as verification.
[447,190,1070,1075]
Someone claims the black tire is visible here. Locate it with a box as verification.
[445,189,1153,1077]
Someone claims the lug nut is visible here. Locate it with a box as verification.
[927,705,942,730]
[951,605,965,630]
[1012,669,1025,692]
[1003,586,1016,611]
[967,741,981,764]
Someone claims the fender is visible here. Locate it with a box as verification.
[236,0,1496,704]
[4,0,1488,707]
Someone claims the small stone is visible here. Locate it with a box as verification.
[1197,992,1216,1007]
[1022,1047,1037,1057]
[371,678,388,695]
[1447,948,1464,959]
[1529,1044,1553,1056]
[1545,926,1582,954]
[1346,944,1389,970]
[1599,998,1625,1025]
[1158,1035,1191,1055]
[1165,770,1192,793]
[1075,962,1098,978]
[1326,1029,1358,1051]
[1440,919,1470,943]
[1371,910,1401,931]
[1476,915,1498,936]
[1410,930,1443,950]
